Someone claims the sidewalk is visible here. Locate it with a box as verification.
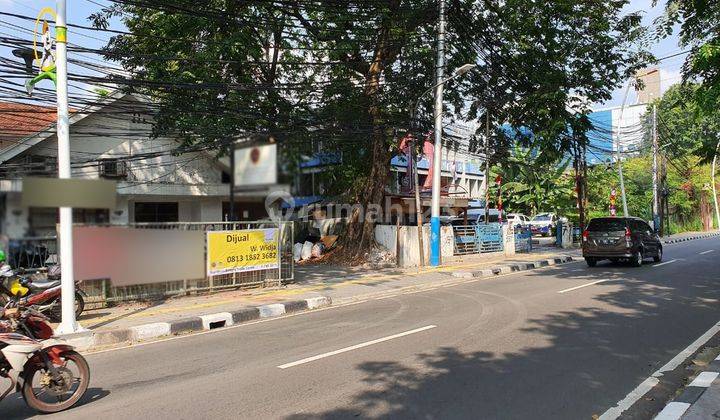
[61,247,581,350]
[655,352,720,420]
[661,231,720,245]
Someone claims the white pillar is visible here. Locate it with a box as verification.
[55,0,82,334]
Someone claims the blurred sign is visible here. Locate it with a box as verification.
[233,143,277,188]
[206,229,279,276]
[73,226,204,286]
[22,177,116,209]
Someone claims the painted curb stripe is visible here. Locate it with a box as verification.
[66,296,333,351]
[688,371,719,388]
[654,402,690,420]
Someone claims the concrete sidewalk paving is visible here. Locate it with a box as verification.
[60,247,580,350]
[661,231,720,245]
[654,352,720,420]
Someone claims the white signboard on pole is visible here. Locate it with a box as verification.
[233,143,277,188]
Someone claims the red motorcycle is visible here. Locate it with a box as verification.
[0,305,90,413]
[0,266,86,322]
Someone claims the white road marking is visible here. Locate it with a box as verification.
[599,320,720,419]
[557,280,608,294]
[653,402,690,420]
[277,325,437,369]
[653,259,677,267]
[83,259,581,356]
[688,371,719,387]
[700,250,715,255]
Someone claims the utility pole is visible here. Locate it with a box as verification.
[413,137,425,266]
[55,0,82,334]
[652,104,659,231]
[429,0,445,267]
[712,135,720,231]
[615,81,632,217]
[484,112,490,224]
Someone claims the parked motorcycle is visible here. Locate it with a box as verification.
[0,305,90,413]
[0,266,86,322]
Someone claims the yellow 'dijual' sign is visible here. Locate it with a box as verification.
[206,229,279,276]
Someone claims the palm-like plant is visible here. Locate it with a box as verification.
[490,146,575,216]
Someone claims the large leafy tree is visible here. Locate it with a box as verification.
[91,0,647,261]
[655,0,720,161]
[465,0,650,163]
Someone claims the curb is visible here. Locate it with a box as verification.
[654,356,720,419]
[61,296,332,351]
[451,255,575,279]
[662,232,720,245]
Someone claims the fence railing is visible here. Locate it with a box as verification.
[453,223,504,255]
[7,236,57,271]
[8,221,294,304]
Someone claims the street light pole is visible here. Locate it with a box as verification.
[615,81,632,217]
[55,0,81,334]
[430,0,446,267]
[652,104,659,230]
[712,134,720,232]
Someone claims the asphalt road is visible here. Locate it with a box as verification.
[3,237,720,419]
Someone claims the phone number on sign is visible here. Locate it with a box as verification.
[226,252,277,263]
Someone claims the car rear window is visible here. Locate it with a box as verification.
[587,218,627,231]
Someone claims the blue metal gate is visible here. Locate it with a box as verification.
[514,226,532,253]
[453,224,504,255]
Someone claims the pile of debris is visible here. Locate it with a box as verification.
[293,235,338,263]
[359,245,396,269]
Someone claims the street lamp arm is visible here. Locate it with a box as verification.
[411,70,470,128]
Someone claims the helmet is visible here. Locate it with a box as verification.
[0,250,4,263]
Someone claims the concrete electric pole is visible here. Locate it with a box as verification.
[429,0,445,267]
[615,81,632,218]
[484,112,490,225]
[712,135,720,232]
[55,0,82,334]
[652,104,659,230]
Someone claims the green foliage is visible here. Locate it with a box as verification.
[465,0,651,164]
[585,156,715,233]
[91,0,648,192]
[645,83,720,164]
[655,1,720,161]
[490,146,575,216]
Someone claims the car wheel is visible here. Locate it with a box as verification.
[653,247,663,263]
[631,250,643,267]
[585,257,597,267]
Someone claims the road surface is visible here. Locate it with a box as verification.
[3,238,719,419]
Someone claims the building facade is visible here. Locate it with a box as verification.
[0,93,231,239]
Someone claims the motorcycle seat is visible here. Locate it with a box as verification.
[27,280,61,290]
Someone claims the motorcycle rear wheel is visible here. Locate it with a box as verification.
[22,350,90,413]
[48,292,85,322]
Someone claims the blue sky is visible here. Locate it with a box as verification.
[0,0,685,109]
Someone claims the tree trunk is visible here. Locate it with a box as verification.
[336,1,398,262]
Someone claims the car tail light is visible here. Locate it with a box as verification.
[625,227,633,247]
[582,230,589,242]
